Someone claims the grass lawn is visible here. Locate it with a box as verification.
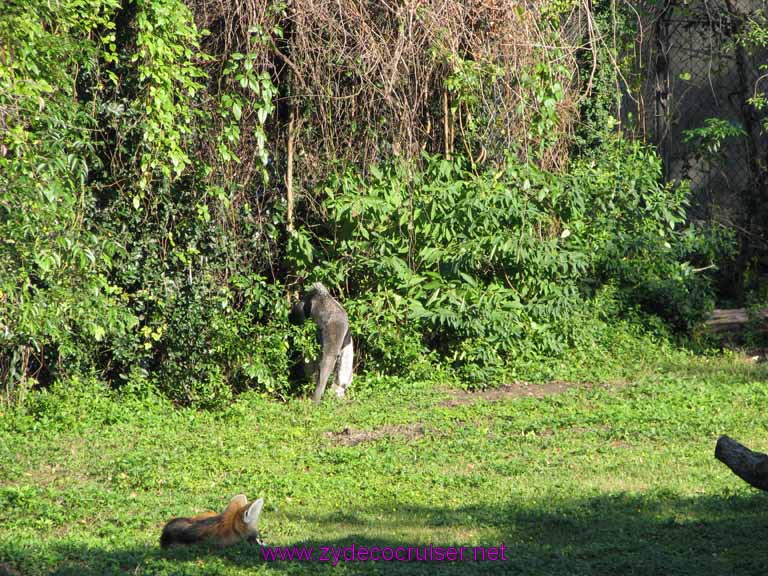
[1,350,767,575]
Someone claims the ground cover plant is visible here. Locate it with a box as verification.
[1,346,767,575]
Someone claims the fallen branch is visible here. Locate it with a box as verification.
[715,435,768,491]
[704,308,768,335]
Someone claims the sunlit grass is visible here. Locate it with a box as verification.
[1,351,767,575]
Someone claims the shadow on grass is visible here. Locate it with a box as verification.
[2,490,767,575]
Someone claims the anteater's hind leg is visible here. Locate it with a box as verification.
[331,340,353,398]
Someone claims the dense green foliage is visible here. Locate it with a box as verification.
[301,142,720,386]
[0,0,738,405]
[1,0,287,405]
[735,10,768,298]
[0,0,134,402]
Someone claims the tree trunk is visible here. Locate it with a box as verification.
[715,435,768,491]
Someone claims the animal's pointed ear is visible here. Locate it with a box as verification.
[243,498,264,526]
[226,494,248,512]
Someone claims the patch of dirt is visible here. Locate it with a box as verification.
[22,438,91,488]
[324,424,426,447]
[438,380,628,408]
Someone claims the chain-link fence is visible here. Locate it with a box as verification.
[621,0,768,299]
[630,0,767,223]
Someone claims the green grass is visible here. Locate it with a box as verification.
[1,349,767,575]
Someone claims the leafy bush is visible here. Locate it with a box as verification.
[106,274,296,408]
[0,0,135,402]
[345,289,435,381]
[301,139,723,387]
[567,139,726,332]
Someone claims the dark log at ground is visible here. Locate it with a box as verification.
[715,435,768,491]
[705,308,768,334]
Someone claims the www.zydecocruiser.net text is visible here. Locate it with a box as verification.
[261,544,507,565]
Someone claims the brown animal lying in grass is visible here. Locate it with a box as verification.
[160,494,264,548]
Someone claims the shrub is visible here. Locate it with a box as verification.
[299,139,724,387]
[0,0,135,403]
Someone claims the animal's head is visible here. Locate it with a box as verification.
[289,299,307,325]
[309,282,329,296]
[289,282,328,324]
[240,496,264,544]
[226,494,265,544]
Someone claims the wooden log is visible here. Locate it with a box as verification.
[705,308,768,334]
[706,309,749,333]
[715,435,768,491]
